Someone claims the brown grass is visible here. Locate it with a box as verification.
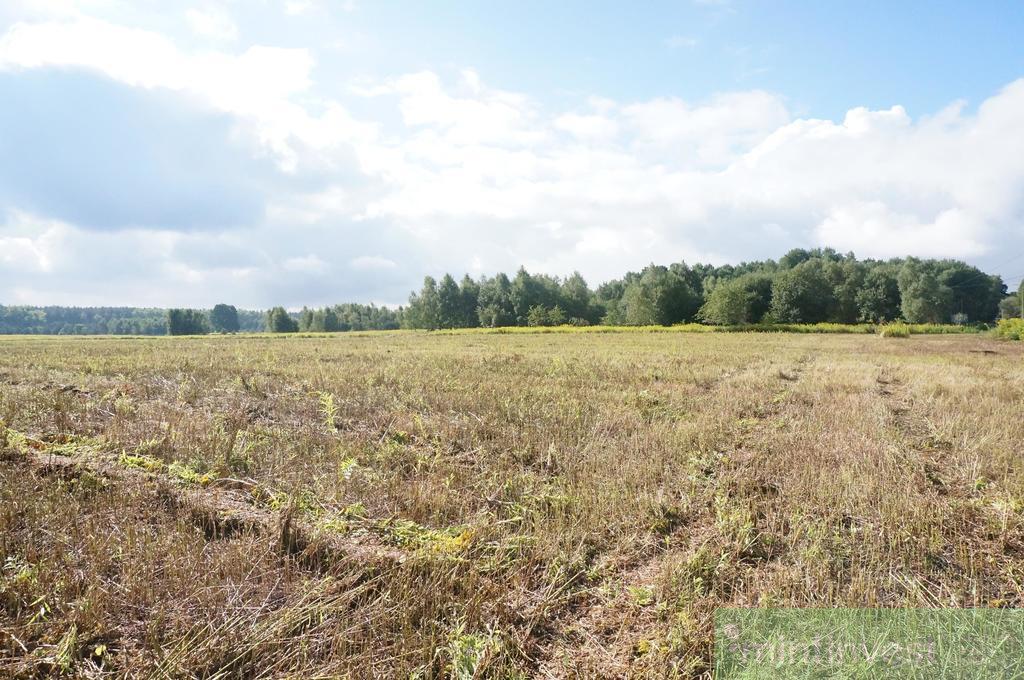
[1,331,1022,677]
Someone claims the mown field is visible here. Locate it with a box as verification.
[1,330,1022,678]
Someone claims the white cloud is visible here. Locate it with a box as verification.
[284,0,316,15]
[283,254,328,273]
[814,202,988,259]
[185,6,237,42]
[665,35,698,50]
[0,210,70,272]
[622,91,790,166]
[554,112,619,141]
[351,255,397,271]
[365,70,547,147]
[0,17,374,170]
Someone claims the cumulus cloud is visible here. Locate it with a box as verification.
[0,70,274,231]
[0,17,377,169]
[185,6,237,42]
[351,255,398,271]
[1,11,1023,307]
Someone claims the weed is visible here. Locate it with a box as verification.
[879,322,911,338]
[118,451,164,472]
[318,391,339,429]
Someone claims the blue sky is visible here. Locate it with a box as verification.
[334,1,1024,117]
[1,1,1023,307]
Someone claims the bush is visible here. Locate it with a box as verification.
[878,323,911,338]
[993,318,1024,340]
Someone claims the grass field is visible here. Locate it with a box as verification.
[1,330,1022,677]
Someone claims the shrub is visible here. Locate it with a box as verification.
[993,318,1024,340]
[879,322,911,338]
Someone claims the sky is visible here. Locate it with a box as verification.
[1,1,1023,308]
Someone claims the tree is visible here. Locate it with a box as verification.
[778,248,812,270]
[619,281,659,325]
[769,259,833,323]
[940,263,1004,323]
[824,259,865,323]
[699,282,751,325]
[999,295,1021,320]
[209,304,240,333]
[322,307,341,332]
[166,309,209,335]
[856,266,901,322]
[547,305,566,325]
[510,267,545,325]
[525,305,566,327]
[404,277,441,330]
[266,307,298,333]
[437,274,463,328]
[527,305,550,327]
[477,274,514,327]
[619,265,701,326]
[897,259,952,323]
[459,275,480,328]
[559,272,593,322]
[298,306,315,332]
[699,274,772,325]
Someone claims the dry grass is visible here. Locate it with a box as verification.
[1,331,1022,678]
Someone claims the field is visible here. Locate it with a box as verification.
[1,330,1023,677]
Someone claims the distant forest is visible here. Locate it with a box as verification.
[404,248,1020,329]
[1,248,1021,335]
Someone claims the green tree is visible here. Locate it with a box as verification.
[698,274,772,325]
[897,259,952,323]
[298,306,315,332]
[939,263,1004,323]
[209,304,240,333]
[477,274,514,327]
[619,265,700,326]
[510,267,544,325]
[405,276,441,329]
[824,259,865,323]
[778,248,812,269]
[266,307,298,333]
[769,259,834,323]
[526,305,550,327]
[999,295,1021,320]
[560,272,599,323]
[619,281,658,325]
[166,309,209,335]
[437,274,463,328]
[856,266,902,322]
[322,307,341,332]
[459,275,480,328]
[700,283,752,325]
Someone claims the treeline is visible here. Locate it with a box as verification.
[0,306,171,335]
[169,303,400,335]
[2,248,1019,335]
[261,303,401,333]
[0,302,399,335]
[404,249,1018,329]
